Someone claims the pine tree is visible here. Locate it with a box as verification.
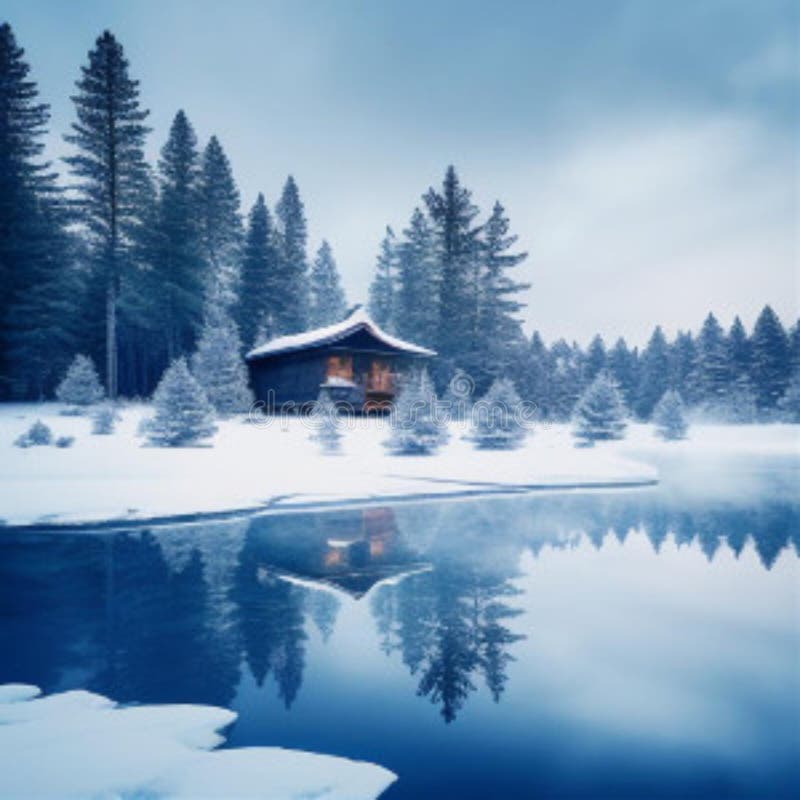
[55,354,105,410]
[152,110,205,360]
[117,166,167,396]
[64,30,150,398]
[469,377,527,449]
[727,316,751,379]
[395,209,438,347]
[608,338,637,409]
[368,226,397,332]
[385,369,448,455]
[518,332,551,417]
[572,372,627,446]
[635,327,670,419]
[750,305,790,410]
[0,23,76,399]
[198,135,242,309]
[309,240,347,327]
[309,389,343,454]
[668,331,696,402]
[585,335,607,382]
[191,308,253,416]
[693,313,730,406]
[275,175,309,334]
[652,389,688,441]
[424,166,483,370]
[237,194,279,349]
[549,339,583,421]
[5,200,82,398]
[146,357,217,446]
[475,201,529,389]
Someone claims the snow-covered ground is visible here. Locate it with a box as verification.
[0,684,395,799]
[0,402,796,528]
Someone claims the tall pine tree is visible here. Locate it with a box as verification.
[727,316,751,379]
[585,335,607,382]
[750,305,789,410]
[692,313,730,406]
[198,135,242,310]
[368,226,398,332]
[275,175,309,334]
[64,30,150,398]
[237,194,278,349]
[635,326,670,419]
[151,110,205,361]
[475,201,529,389]
[0,23,76,398]
[424,166,483,372]
[309,240,347,327]
[395,209,438,347]
[608,337,638,409]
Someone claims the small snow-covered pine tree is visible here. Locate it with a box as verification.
[309,389,343,454]
[572,372,627,446]
[191,308,253,416]
[146,358,217,447]
[469,377,526,449]
[385,369,447,455]
[652,389,688,441]
[55,355,105,411]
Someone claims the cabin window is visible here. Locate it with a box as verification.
[367,360,393,393]
[327,355,353,381]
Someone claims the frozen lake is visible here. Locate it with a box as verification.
[1,456,798,799]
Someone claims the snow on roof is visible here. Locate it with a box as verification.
[246,307,436,360]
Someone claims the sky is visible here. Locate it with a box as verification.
[4,0,798,345]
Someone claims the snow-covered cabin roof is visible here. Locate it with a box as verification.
[245,307,436,360]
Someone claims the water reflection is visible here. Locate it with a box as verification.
[0,489,797,722]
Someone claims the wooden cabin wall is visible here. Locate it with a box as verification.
[249,351,328,410]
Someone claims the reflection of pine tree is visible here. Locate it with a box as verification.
[309,591,341,643]
[371,562,524,723]
[232,536,308,707]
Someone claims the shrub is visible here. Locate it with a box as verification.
[15,420,53,448]
[55,436,75,448]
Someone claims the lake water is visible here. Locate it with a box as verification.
[1,455,798,799]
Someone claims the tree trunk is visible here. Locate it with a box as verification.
[106,278,117,399]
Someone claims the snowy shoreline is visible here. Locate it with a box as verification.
[0,684,396,799]
[1,402,797,530]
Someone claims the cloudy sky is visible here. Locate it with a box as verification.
[5,0,798,345]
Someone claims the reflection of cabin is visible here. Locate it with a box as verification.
[253,507,428,598]
[245,307,436,412]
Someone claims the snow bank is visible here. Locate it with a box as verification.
[2,404,796,531]
[0,684,396,800]
[0,404,666,528]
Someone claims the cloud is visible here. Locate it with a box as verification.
[504,114,797,345]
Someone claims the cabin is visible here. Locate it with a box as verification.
[245,307,436,412]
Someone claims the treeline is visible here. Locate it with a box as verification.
[368,165,529,393]
[0,24,347,400]
[516,306,799,421]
